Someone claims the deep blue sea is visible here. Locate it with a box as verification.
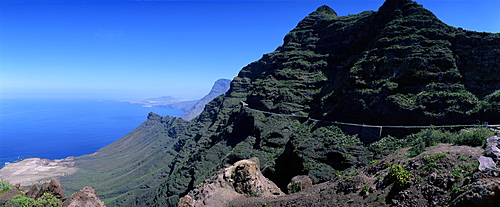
[0,98,184,167]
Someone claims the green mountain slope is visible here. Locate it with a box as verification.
[59,0,500,206]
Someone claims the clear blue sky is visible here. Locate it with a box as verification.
[0,0,498,100]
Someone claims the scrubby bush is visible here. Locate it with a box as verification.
[0,178,11,191]
[388,164,411,188]
[406,128,454,157]
[8,195,36,207]
[34,193,62,207]
[4,193,62,207]
[369,136,409,159]
[454,127,496,147]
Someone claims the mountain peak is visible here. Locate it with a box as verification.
[314,5,338,17]
[377,0,435,19]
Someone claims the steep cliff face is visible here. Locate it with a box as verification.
[180,78,231,120]
[233,0,500,125]
[59,0,500,206]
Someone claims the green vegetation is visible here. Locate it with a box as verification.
[407,127,497,157]
[388,164,412,188]
[4,193,62,207]
[361,184,370,193]
[369,136,408,159]
[421,153,446,173]
[0,179,11,194]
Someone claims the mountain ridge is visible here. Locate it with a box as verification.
[180,78,231,120]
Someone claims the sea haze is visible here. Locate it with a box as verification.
[0,98,184,166]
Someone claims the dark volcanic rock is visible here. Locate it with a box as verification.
[450,172,500,207]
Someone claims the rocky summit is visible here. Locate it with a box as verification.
[8,0,499,206]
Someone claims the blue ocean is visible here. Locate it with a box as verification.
[0,98,184,167]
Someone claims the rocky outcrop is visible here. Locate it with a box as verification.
[450,172,500,207]
[26,179,67,202]
[63,186,106,207]
[450,136,500,206]
[178,158,283,207]
[479,156,496,172]
[484,136,500,159]
[287,175,313,194]
[478,136,500,176]
[0,179,105,207]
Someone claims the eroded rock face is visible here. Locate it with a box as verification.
[63,186,105,207]
[178,158,284,207]
[226,158,284,197]
[26,179,67,202]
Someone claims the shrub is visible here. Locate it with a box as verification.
[369,136,409,159]
[34,193,62,207]
[454,127,495,147]
[0,178,11,191]
[9,195,36,207]
[406,128,455,157]
[7,193,62,207]
[388,164,411,188]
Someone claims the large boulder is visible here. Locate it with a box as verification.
[478,156,496,172]
[484,136,500,160]
[226,157,284,197]
[63,186,105,207]
[178,158,284,207]
[26,179,67,202]
[287,175,313,194]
